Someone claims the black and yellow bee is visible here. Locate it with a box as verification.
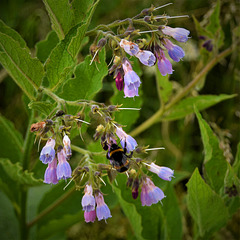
[107,143,132,173]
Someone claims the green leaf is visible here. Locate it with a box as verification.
[195,107,228,193]
[155,65,172,104]
[59,49,108,101]
[0,115,23,163]
[192,15,213,39]
[37,212,83,240]
[0,191,19,240]
[233,142,240,179]
[0,158,43,186]
[36,31,59,63]
[162,184,182,240]
[28,101,57,117]
[0,33,44,100]
[111,88,143,132]
[206,0,224,48]
[45,0,100,91]
[113,178,145,240]
[0,19,26,48]
[43,0,75,40]
[71,0,94,24]
[186,168,228,237]
[163,94,236,121]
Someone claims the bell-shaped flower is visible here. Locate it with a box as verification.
[163,38,185,62]
[155,48,173,76]
[148,162,174,181]
[141,177,166,206]
[122,59,141,98]
[120,39,139,56]
[44,157,58,184]
[136,50,156,66]
[81,184,96,212]
[40,138,56,164]
[56,146,72,180]
[115,126,137,153]
[84,210,96,223]
[95,192,112,221]
[63,135,72,159]
[161,26,190,43]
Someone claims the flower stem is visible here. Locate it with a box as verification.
[27,187,75,228]
[130,46,233,137]
[20,110,35,240]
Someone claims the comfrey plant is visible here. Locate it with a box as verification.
[0,0,238,239]
[31,104,174,223]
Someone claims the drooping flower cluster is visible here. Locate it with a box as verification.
[39,135,72,185]
[31,105,174,223]
[81,184,112,223]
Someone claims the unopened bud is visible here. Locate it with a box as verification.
[132,178,139,199]
[97,38,107,48]
[126,177,133,188]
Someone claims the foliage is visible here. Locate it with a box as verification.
[0,0,239,240]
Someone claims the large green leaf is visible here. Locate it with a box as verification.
[186,168,228,237]
[163,94,235,121]
[0,158,43,187]
[0,19,26,48]
[36,31,59,63]
[59,49,108,101]
[0,115,23,163]
[162,184,182,240]
[0,191,19,240]
[45,0,100,91]
[0,33,44,100]
[195,107,228,193]
[43,0,75,40]
[113,177,145,240]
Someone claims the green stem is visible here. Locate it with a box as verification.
[27,187,75,228]
[20,110,35,240]
[71,144,91,155]
[130,46,233,137]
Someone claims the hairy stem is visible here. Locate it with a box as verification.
[130,46,233,137]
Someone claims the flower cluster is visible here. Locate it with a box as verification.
[82,184,112,223]
[40,136,72,184]
[31,105,174,223]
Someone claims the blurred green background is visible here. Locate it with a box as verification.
[0,0,239,239]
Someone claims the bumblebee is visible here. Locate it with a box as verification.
[107,143,132,173]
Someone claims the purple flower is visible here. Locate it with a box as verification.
[115,126,138,153]
[122,59,141,98]
[163,39,185,62]
[56,147,72,180]
[141,178,166,206]
[63,135,72,159]
[95,192,112,221]
[136,50,156,66]
[44,157,58,184]
[120,39,139,56]
[148,163,174,181]
[155,48,173,76]
[115,71,124,91]
[202,40,213,52]
[81,184,96,212]
[39,138,56,164]
[84,210,96,223]
[161,26,190,43]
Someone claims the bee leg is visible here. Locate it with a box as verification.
[123,139,127,154]
[126,151,133,158]
[106,151,111,160]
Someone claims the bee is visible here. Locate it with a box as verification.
[30,121,46,132]
[30,119,54,136]
[107,143,132,173]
